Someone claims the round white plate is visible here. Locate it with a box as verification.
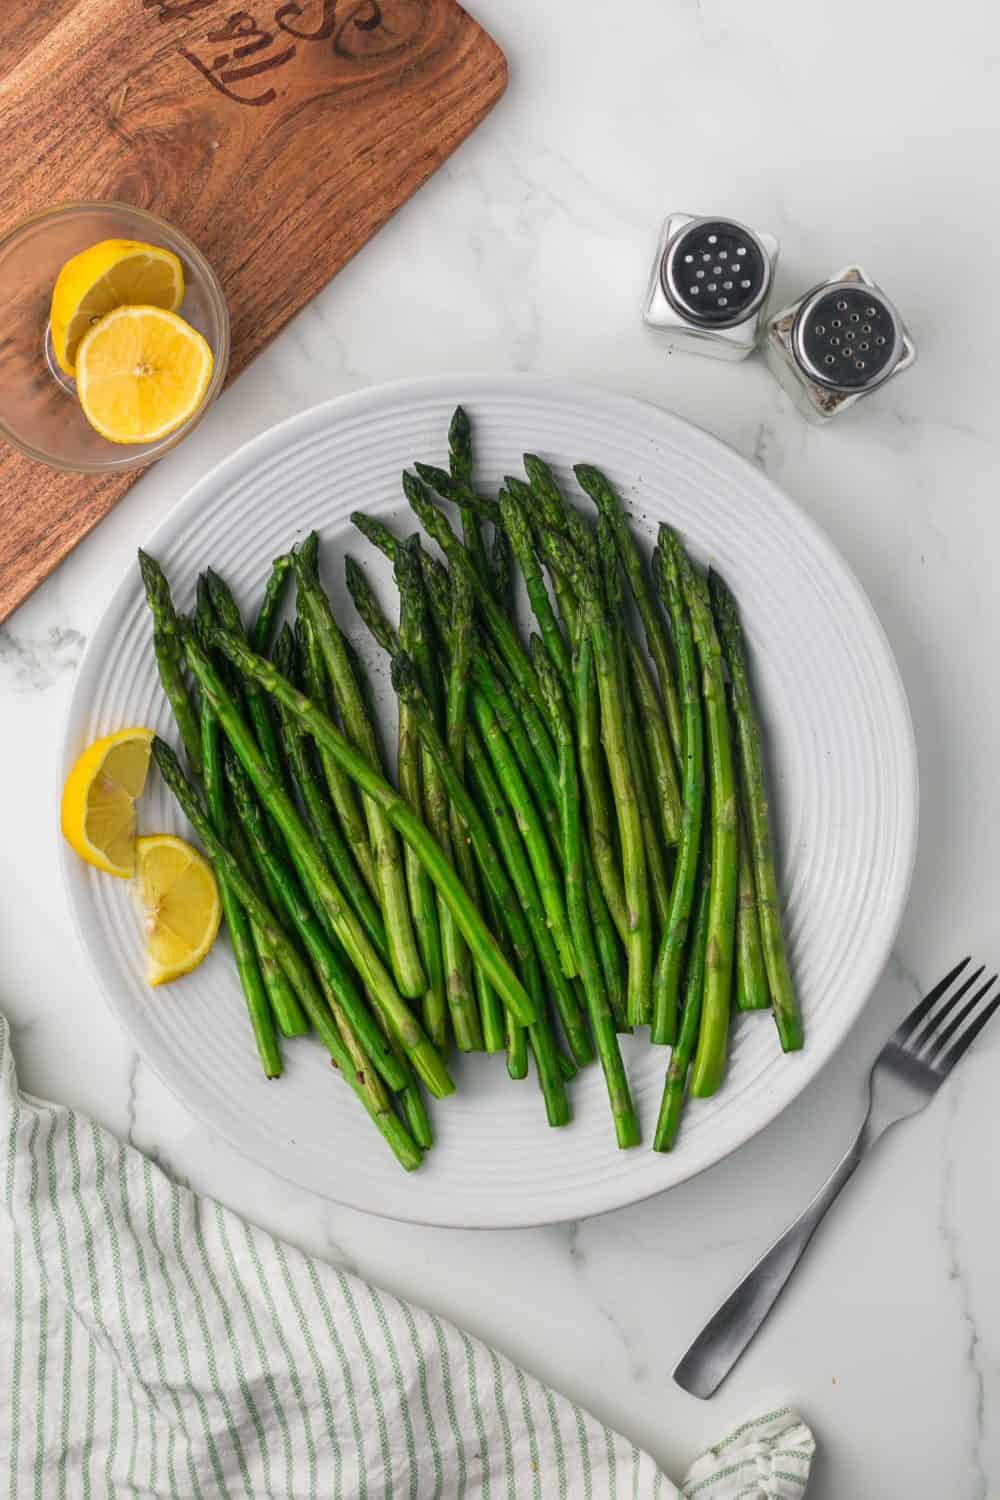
[61,375,917,1227]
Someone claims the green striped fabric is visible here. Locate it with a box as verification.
[0,1017,814,1496]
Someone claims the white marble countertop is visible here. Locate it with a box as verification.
[4,1,999,1493]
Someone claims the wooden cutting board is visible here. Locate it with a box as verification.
[0,0,506,621]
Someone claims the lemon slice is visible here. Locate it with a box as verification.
[61,728,154,878]
[50,238,185,376]
[75,305,214,446]
[136,834,221,986]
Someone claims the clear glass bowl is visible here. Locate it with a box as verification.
[0,202,230,473]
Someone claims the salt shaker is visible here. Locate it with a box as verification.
[642,214,780,361]
[762,266,916,420]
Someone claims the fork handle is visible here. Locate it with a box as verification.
[673,1122,869,1398]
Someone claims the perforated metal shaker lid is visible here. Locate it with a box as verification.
[661,218,773,329]
[792,281,903,392]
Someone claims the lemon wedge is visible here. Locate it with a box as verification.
[50,238,185,376]
[135,834,221,986]
[61,728,154,878]
[75,304,214,446]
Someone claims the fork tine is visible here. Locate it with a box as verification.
[925,974,997,1061]
[892,956,972,1047]
[906,965,984,1052]
[937,987,1000,1075]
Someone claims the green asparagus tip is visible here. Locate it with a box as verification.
[498,473,527,507]
[137,548,169,605]
[175,613,196,649]
[537,526,595,599]
[706,566,737,621]
[151,734,185,788]
[402,471,449,543]
[351,511,398,562]
[448,404,470,448]
[572,463,612,504]
[204,568,245,636]
[194,575,215,640]
[390,650,421,703]
[414,461,458,499]
[529,632,561,702]
[293,529,320,579]
[393,531,422,591]
[272,622,295,671]
[401,469,427,508]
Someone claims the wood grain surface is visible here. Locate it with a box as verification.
[0,0,506,621]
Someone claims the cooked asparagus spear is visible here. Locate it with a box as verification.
[653,855,712,1152]
[347,553,499,1052]
[444,562,504,1052]
[468,632,628,1033]
[651,532,706,1045]
[574,464,684,763]
[735,805,770,1012]
[598,515,672,936]
[468,690,591,1064]
[351,511,401,564]
[523,456,597,572]
[470,686,579,985]
[296,606,379,904]
[346,558,450,1050]
[224,743,407,1095]
[151,738,423,1172]
[375,1007,433,1152]
[538,529,652,1026]
[272,625,391,965]
[462,726,571,1126]
[294,534,426,1002]
[396,537,478,1051]
[498,487,571,685]
[572,616,629,945]
[196,575,309,1041]
[532,638,639,1148]
[626,634,682,848]
[708,569,802,1051]
[195,579,307,1046]
[448,404,492,584]
[491,526,514,610]
[681,559,738,1097]
[206,568,284,780]
[250,553,292,655]
[402,471,547,718]
[392,653,591,1066]
[198,636,282,1079]
[138,550,202,776]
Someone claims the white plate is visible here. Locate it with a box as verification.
[61,375,917,1227]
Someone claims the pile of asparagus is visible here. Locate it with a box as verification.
[139,406,801,1170]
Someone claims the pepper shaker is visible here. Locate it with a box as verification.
[762,266,916,420]
[642,214,780,360]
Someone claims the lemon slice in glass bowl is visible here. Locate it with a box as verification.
[75,304,214,446]
[50,237,184,376]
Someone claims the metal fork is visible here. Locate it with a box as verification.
[673,957,1000,1399]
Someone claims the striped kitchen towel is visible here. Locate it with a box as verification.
[0,1014,815,1496]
